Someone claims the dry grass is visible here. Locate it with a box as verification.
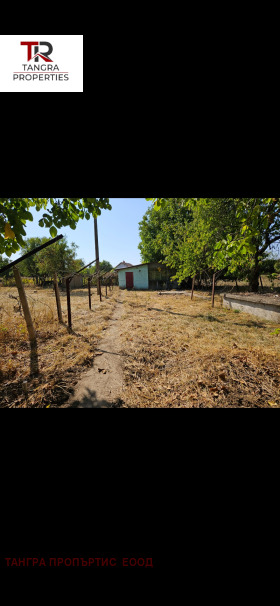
[117,291,280,408]
[0,285,119,408]
[2,284,280,409]
[204,275,280,295]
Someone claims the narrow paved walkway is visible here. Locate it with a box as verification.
[64,293,125,408]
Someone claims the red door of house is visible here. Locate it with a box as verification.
[126,272,134,289]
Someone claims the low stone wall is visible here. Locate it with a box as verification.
[223,294,280,322]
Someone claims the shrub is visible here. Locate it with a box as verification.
[274,260,280,273]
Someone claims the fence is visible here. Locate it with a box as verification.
[0,268,117,383]
[0,237,119,382]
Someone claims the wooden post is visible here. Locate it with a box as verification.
[66,277,72,330]
[99,278,102,302]
[191,275,195,300]
[94,217,100,295]
[13,266,39,375]
[88,277,92,310]
[54,273,63,323]
[13,266,36,342]
[212,273,216,308]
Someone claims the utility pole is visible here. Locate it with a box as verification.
[94,216,100,295]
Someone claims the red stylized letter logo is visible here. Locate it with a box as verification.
[21,41,53,62]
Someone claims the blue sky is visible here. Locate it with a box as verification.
[9,198,151,268]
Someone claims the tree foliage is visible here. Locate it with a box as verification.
[17,237,84,282]
[0,254,11,280]
[139,199,192,268]
[0,198,111,256]
[146,198,280,291]
[82,260,113,276]
[275,260,280,273]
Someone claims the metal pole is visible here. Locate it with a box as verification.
[88,277,92,310]
[191,275,195,300]
[66,277,72,329]
[94,216,100,295]
[212,273,216,308]
[54,273,63,323]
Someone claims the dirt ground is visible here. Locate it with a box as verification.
[116,290,280,408]
[0,284,119,408]
[62,291,125,408]
[1,285,280,408]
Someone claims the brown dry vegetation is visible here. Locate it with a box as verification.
[117,291,280,408]
[190,275,280,296]
[1,285,280,409]
[0,285,119,408]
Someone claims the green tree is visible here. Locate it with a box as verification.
[213,198,280,291]
[17,237,84,283]
[0,254,10,270]
[139,199,192,269]
[169,199,241,284]
[275,260,280,273]
[148,198,280,292]
[17,237,49,283]
[0,254,11,281]
[0,198,111,256]
[83,260,113,276]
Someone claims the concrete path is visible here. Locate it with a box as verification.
[64,293,125,408]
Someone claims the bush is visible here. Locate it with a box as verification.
[274,260,280,273]
[259,259,276,275]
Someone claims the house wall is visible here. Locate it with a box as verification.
[118,265,149,290]
[148,263,176,289]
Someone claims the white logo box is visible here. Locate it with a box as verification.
[0,35,83,92]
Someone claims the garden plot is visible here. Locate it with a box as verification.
[117,291,280,408]
[0,286,118,408]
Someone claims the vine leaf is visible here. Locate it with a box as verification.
[4,223,15,240]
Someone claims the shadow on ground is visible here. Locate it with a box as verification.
[67,387,124,408]
[147,307,266,327]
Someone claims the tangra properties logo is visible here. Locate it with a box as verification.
[13,40,69,81]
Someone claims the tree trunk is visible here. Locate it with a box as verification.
[249,254,260,292]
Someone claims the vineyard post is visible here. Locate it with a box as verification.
[94,217,100,295]
[66,277,72,330]
[13,266,39,375]
[88,277,92,310]
[54,273,63,323]
[99,277,102,302]
[191,275,195,300]
[212,273,216,308]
